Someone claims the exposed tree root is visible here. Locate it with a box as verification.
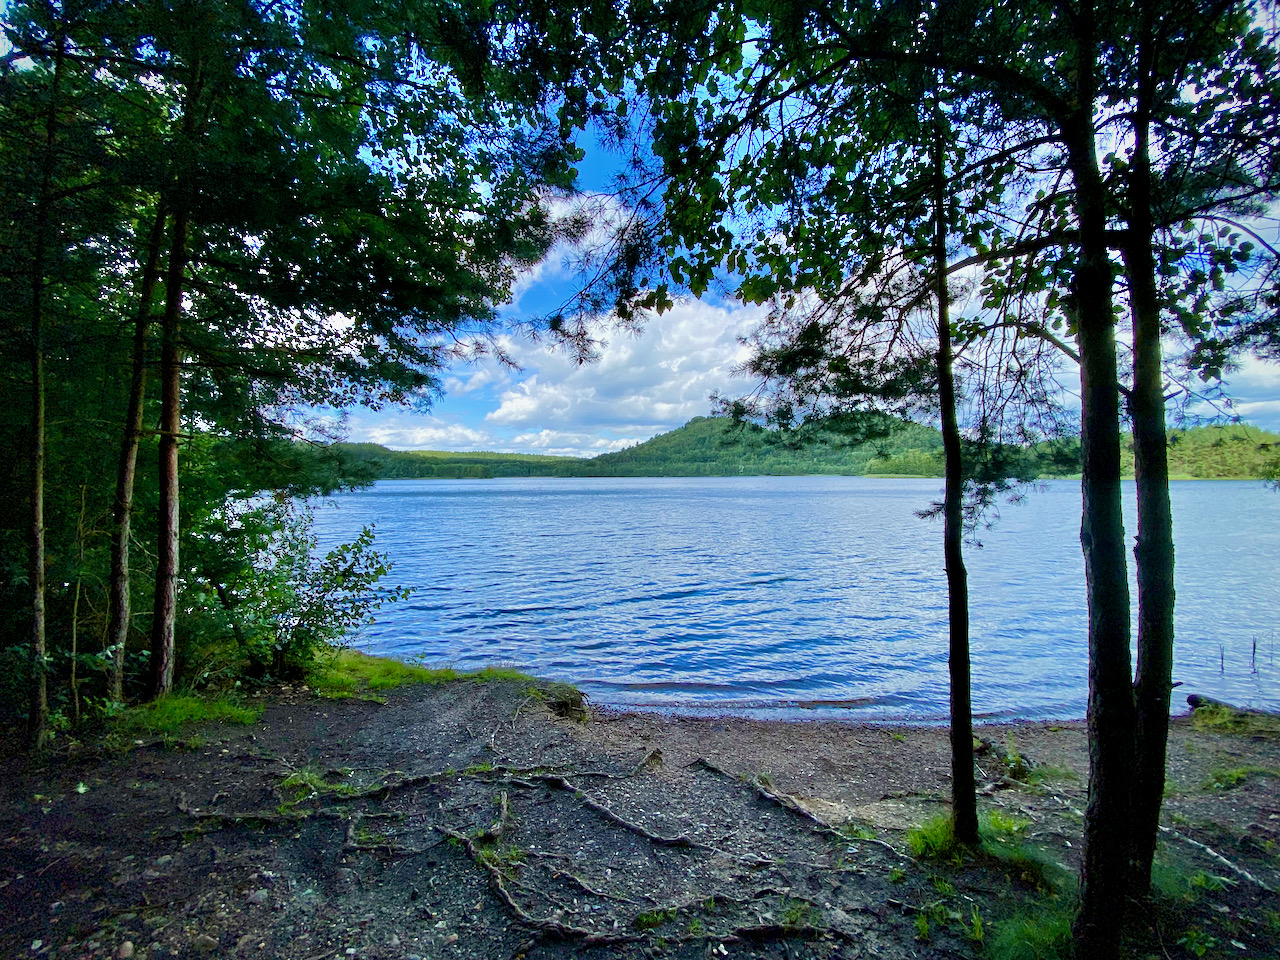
[434,826,639,946]
[476,790,510,845]
[546,866,640,904]
[1160,825,1276,892]
[529,774,708,849]
[691,756,909,862]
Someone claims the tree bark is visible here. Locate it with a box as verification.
[148,207,188,700]
[1062,6,1138,950]
[107,205,166,703]
[26,26,68,752]
[934,107,978,848]
[1123,28,1176,893]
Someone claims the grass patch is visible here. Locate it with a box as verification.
[278,765,362,808]
[308,649,458,695]
[1190,702,1280,737]
[475,843,526,879]
[305,650,585,714]
[989,905,1073,960]
[634,908,677,931]
[1203,765,1280,790]
[116,693,261,736]
[907,814,961,861]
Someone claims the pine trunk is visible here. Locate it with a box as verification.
[148,210,188,700]
[1124,84,1175,896]
[107,206,166,703]
[26,28,68,752]
[934,113,978,847]
[28,290,48,751]
[1064,4,1137,953]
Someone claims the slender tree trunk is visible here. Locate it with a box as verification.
[28,281,49,751]
[107,205,167,703]
[933,108,978,848]
[148,207,188,700]
[26,27,69,752]
[1062,30,1138,960]
[1059,5,1137,955]
[1124,50,1176,894]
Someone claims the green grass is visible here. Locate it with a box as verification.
[989,906,1073,960]
[306,649,556,702]
[116,693,262,735]
[907,814,961,861]
[1190,702,1280,737]
[1203,765,1280,790]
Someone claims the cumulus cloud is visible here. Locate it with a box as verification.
[352,413,496,450]
[486,299,765,430]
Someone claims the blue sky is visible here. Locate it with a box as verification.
[339,139,1280,458]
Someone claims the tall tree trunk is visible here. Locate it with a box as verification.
[27,26,68,752]
[933,107,978,848]
[148,207,188,700]
[1063,3,1137,955]
[107,205,167,703]
[1059,5,1141,957]
[1123,29,1176,893]
[28,275,49,751]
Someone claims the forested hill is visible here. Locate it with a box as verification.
[334,419,1280,481]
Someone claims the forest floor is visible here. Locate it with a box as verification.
[2,675,1279,960]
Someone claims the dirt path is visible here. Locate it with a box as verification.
[2,681,1277,960]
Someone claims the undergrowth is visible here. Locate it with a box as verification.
[115,693,262,736]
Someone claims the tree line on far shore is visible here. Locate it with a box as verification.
[337,417,1280,480]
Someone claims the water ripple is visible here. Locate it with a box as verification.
[314,476,1280,720]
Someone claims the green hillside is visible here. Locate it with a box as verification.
[333,419,1280,481]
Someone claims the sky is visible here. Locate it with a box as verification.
[338,142,1280,460]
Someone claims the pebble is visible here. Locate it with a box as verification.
[116,942,134,959]
[443,934,458,946]
[246,889,269,905]
[192,933,219,951]
[387,935,401,947]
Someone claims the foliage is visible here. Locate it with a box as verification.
[115,694,262,736]
[0,0,580,733]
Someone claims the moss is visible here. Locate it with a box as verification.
[116,693,262,735]
[306,650,579,713]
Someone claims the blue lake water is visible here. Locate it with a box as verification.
[311,476,1280,721]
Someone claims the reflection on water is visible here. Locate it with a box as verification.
[312,476,1280,721]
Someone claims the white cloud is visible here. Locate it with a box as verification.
[356,415,495,450]
[442,366,509,395]
[486,299,765,431]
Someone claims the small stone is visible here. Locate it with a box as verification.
[153,856,173,867]
[246,889,269,906]
[116,942,134,959]
[387,935,401,947]
[443,934,458,946]
[141,869,162,880]
[193,933,219,951]
[30,941,43,952]
[406,955,423,960]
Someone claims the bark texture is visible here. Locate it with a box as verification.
[148,209,188,700]
[1124,63,1176,894]
[107,206,166,702]
[934,113,978,848]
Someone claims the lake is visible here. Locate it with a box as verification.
[311,476,1280,721]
